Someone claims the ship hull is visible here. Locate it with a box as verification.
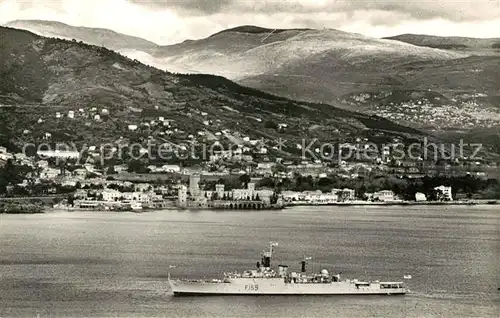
[173,291,406,296]
[169,278,406,296]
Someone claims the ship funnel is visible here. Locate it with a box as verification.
[262,256,271,268]
[301,260,306,272]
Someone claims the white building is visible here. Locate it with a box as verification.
[135,183,152,192]
[178,185,187,207]
[122,192,158,203]
[73,168,88,178]
[189,174,201,196]
[101,189,122,201]
[37,160,49,168]
[161,165,181,173]
[203,182,273,204]
[333,188,356,202]
[114,165,128,173]
[40,167,60,180]
[282,191,301,202]
[37,150,80,159]
[415,192,427,201]
[434,185,453,201]
[374,190,395,202]
[300,190,338,204]
[216,184,225,199]
[0,148,13,161]
[257,162,274,169]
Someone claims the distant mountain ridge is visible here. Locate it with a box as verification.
[3,20,500,150]
[384,34,500,50]
[5,20,159,51]
[210,25,313,37]
[0,26,429,160]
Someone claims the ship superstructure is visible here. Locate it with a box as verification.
[169,242,407,296]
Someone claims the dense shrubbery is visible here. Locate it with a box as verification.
[0,160,33,194]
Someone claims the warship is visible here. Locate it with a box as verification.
[168,242,408,296]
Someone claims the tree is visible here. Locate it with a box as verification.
[257,177,275,188]
[127,159,146,173]
[264,120,278,129]
[271,164,286,176]
[107,164,116,175]
[239,174,251,187]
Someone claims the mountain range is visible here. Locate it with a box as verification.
[1,20,499,158]
[0,26,430,162]
[5,20,158,51]
[6,21,499,108]
[383,34,500,50]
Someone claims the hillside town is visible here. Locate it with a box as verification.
[1,103,499,212]
[345,91,500,130]
[1,136,498,213]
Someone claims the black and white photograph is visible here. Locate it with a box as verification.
[0,0,499,317]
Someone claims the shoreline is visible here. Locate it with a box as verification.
[285,200,498,207]
[1,198,498,214]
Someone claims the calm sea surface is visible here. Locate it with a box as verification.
[0,206,499,317]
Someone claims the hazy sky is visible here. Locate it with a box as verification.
[1,0,499,44]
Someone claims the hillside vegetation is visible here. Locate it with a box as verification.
[0,26,427,161]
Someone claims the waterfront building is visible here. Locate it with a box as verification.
[304,191,338,204]
[102,189,122,201]
[334,188,355,202]
[415,192,427,201]
[178,185,188,207]
[216,184,225,199]
[282,191,301,202]
[373,190,395,202]
[189,174,201,196]
[434,185,453,201]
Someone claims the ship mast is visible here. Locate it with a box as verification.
[261,242,278,269]
[269,241,278,256]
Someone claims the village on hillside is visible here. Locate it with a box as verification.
[1,121,498,212]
